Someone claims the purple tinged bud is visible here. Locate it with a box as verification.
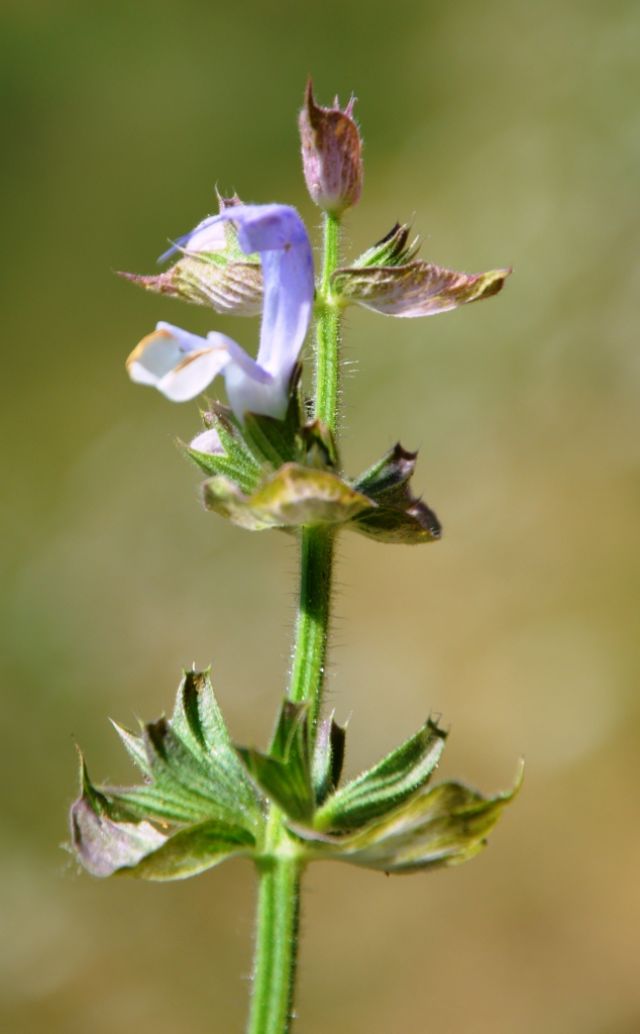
[299,79,363,215]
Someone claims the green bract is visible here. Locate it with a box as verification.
[187,383,442,543]
[330,222,510,318]
[70,671,262,880]
[70,672,520,881]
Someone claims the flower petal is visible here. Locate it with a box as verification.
[161,205,314,386]
[127,322,233,402]
[157,350,231,403]
[129,205,313,419]
[205,330,289,420]
[331,263,510,317]
[223,363,286,421]
[224,206,314,382]
[127,325,201,384]
[159,216,228,264]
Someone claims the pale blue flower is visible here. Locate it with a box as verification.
[127,204,314,420]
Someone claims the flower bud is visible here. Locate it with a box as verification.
[298,79,363,215]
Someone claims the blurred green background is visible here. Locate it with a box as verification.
[2,0,639,1031]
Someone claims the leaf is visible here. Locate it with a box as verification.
[315,718,446,831]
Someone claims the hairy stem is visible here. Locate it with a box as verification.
[314,213,342,430]
[287,212,342,732]
[288,526,333,728]
[247,212,343,1033]
[247,811,301,1034]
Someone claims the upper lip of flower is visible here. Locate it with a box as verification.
[126,203,314,420]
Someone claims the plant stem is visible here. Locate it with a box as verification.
[314,213,342,430]
[288,526,333,728]
[287,212,342,731]
[247,812,301,1034]
[247,211,343,1033]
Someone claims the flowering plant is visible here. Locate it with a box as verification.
[69,81,517,1033]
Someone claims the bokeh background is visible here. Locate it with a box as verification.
[2,0,639,1031]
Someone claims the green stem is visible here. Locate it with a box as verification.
[314,213,341,430]
[288,212,342,730]
[247,211,343,1033]
[247,812,301,1034]
[288,527,333,728]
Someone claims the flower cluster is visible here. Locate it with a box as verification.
[122,84,509,542]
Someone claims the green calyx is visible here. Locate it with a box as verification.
[348,222,421,269]
[241,697,521,873]
[118,192,264,316]
[186,381,441,544]
[70,670,262,881]
[70,671,520,881]
[328,221,511,318]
